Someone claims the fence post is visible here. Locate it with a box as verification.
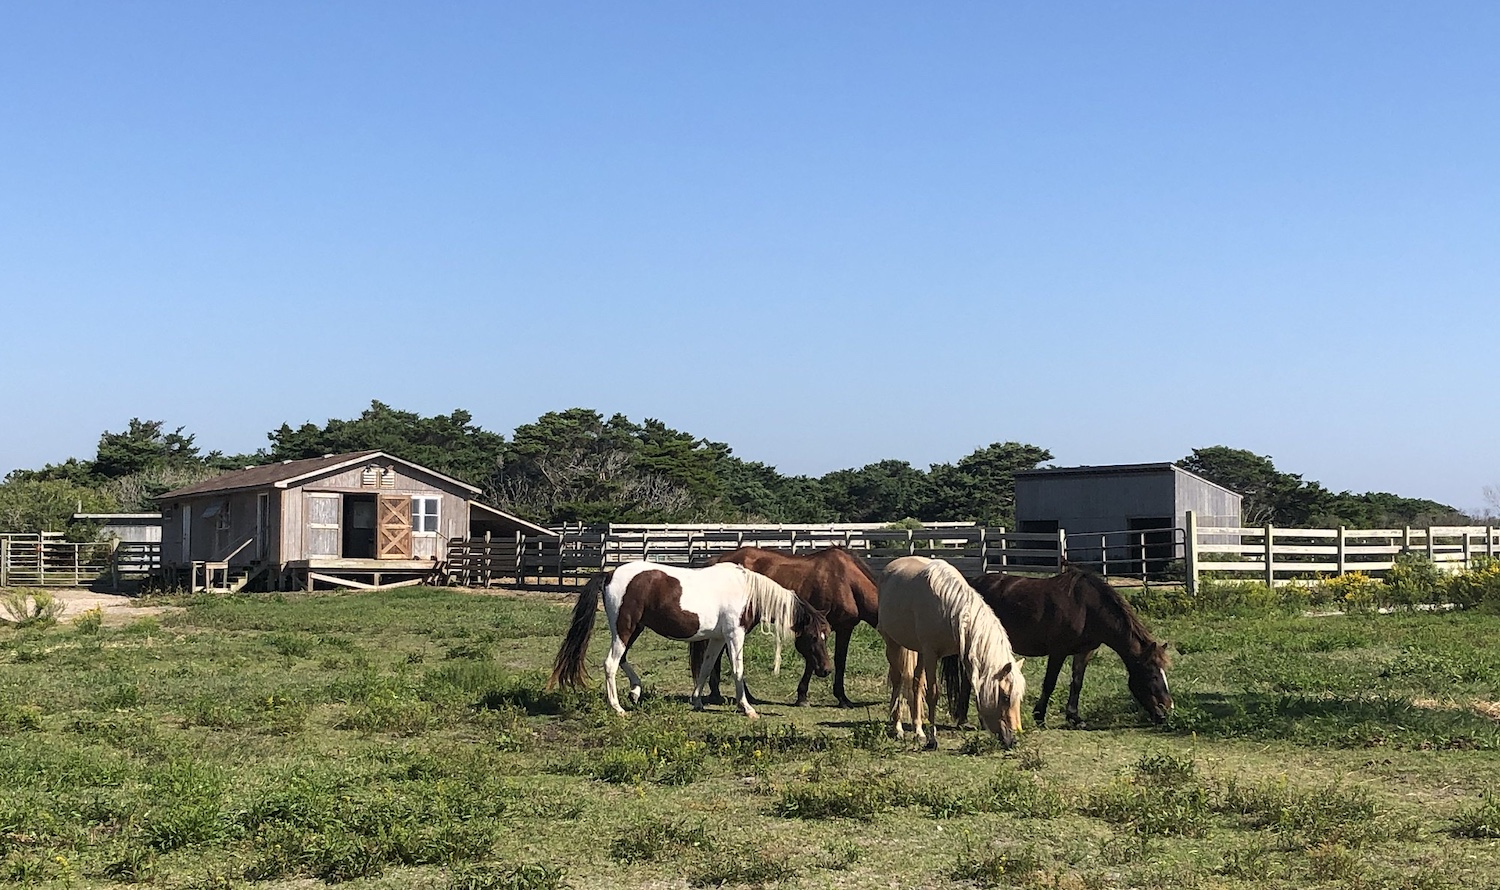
[1056,528,1067,570]
[1184,510,1199,595]
[1337,526,1346,576]
[1489,526,1496,560]
[1403,526,1412,552]
[1,538,7,587]
[1264,524,1275,588]
[1425,526,1435,563]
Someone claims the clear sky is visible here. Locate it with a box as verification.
[3,3,1496,509]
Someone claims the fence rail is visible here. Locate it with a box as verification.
[445,525,1067,589]
[1,537,163,590]
[1185,512,1499,589]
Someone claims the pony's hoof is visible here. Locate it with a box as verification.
[793,696,809,707]
[836,698,855,709]
[629,690,642,704]
[1067,719,1088,730]
[923,738,939,751]
[743,710,760,720]
[705,694,726,706]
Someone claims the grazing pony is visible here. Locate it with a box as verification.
[549,561,831,718]
[951,567,1172,727]
[695,546,879,707]
[877,556,1026,749]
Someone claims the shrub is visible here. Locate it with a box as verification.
[608,817,713,863]
[1,589,66,628]
[950,843,1044,886]
[1383,551,1443,607]
[1448,557,1500,611]
[74,606,104,634]
[1319,572,1384,612]
[449,862,568,890]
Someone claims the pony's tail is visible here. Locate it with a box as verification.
[549,572,609,689]
[942,654,972,725]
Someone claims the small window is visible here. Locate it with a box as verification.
[411,497,439,534]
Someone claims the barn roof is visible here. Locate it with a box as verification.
[1016,462,1241,498]
[158,451,483,499]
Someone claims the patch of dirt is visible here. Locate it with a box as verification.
[35,589,180,626]
[1412,697,1500,723]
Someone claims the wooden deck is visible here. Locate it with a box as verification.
[283,558,441,591]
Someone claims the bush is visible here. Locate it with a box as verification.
[1383,551,1443,607]
[1448,557,1500,611]
[1318,573,1384,612]
[1,589,66,628]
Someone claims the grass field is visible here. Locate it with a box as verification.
[3,586,1500,889]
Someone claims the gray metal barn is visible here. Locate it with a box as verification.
[1014,463,1241,570]
[157,450,553,591]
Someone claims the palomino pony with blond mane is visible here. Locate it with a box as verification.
[550,561,831,718]
[878,556,1026,749]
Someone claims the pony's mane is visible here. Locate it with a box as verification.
[920,560,1017,676]
[739,567,800,673]
[1066,567,1169,668]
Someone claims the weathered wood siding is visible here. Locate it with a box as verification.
[282,461,472,562]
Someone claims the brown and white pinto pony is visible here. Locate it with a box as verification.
[697,546,879,707]
[549,561,831,718]
[877,556,1026,749]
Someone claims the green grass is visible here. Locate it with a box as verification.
[3,586,1500,888]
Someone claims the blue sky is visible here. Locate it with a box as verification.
[3,3,1497,509]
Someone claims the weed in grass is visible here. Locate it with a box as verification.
[1016,745,1046,771]
[1,589,65,628]
[338,698,435,735]
[265,632,315,658]
[1216,840,1274,879]
[1132,750,1197,786]
[687,845,795,887]
[1451,791,1500,839]
[101,844,157,882]
[449,862,569,890]
[774,775,908,820]
[609,817,713,863]
[73,607,103,635]
[950,842,1044,887]
[984,768,1069,818]
[1305,841,1360,881]
[1219,777,1384,847]
[849,719,890,752]
[0,701,43,732]
[100,682,142,710]
[1084,778,1212,837]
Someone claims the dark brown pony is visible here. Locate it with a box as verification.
[693,546,880,707]
[948,567,1172,727]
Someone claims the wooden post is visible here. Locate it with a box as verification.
[1100,534,1109,576]
[1056,528,1067,571]
[1489,526,1496,560]
[1337,526,1347,577]
[1264,524,1275,588]
[1403,526,1412,552]
[1,538,8,588]
[1184,510,1199,596]
[1425,526,1435,563]
[73,543,80,588]
[111,539,120,591]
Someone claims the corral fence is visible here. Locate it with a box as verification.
[0,534,162,590]
[1184,511,1500,590]
[446,523,1075,589]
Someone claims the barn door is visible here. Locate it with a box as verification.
[377,495,412,559]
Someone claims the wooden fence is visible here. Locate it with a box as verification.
[444,525,1067,589]
[1185,511,1500,590]
[0,536,162,590]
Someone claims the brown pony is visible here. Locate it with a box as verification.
[694,546,879,707]
[949,567,1172,727]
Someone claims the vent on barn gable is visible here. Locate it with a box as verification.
[360,465,399,488]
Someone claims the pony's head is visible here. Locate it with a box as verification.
[791,604,833,679]
[1126,641,1173,723]
[974,658,1026,748]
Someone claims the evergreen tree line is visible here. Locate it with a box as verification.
[0,401,1468,538]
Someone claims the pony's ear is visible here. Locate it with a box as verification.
[1014,657,1025,672]
[997,662,1013,680]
